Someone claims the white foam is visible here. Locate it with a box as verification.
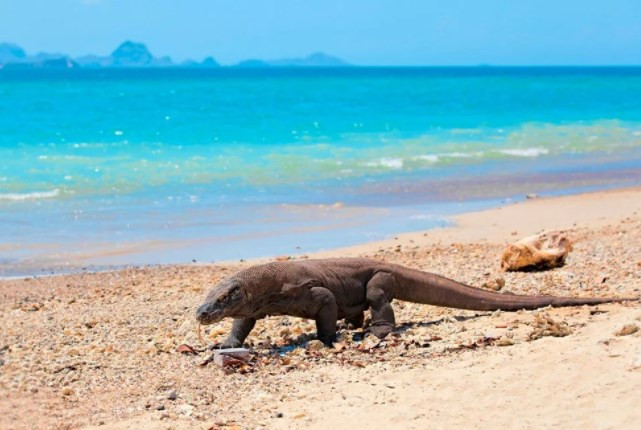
[499,147,549,157]
[415,155,439,163]
[442,151,483,158]
[364,157,404,169]
[0,189,61,201]
[413,152,483,163]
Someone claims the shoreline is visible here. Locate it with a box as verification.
[313,184,641,258]
[4,183,641,279]
[2,147,641,277]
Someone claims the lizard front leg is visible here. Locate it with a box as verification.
[216,317,256,349]
[310,286,338,346]
[365,272,396,339]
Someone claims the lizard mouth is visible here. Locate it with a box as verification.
[195,303,223,325]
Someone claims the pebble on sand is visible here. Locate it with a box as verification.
[497,336,514,346]
[482,277,505,291]
[615,324,639,337]
[629,355,641,371]
[307,340,325,351]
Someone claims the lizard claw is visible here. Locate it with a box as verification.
[209,339,243,350]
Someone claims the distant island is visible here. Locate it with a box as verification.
[0,41,350,70]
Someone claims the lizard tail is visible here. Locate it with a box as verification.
[390,266,637,311]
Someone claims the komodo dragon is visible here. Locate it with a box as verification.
[196,258,635,347]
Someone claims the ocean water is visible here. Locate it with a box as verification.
[2,67,641,275]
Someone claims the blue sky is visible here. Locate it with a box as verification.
[1,0,640,65]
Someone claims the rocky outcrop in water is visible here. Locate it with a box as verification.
[0,41,346,69]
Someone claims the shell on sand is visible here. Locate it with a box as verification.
[501,231,573,272]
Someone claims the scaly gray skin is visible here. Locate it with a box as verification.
[196,258,636,347]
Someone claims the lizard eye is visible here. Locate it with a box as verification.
[227,284,243,299]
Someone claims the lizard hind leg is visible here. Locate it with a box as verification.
[344,312,365,329]
[365,272,396,339]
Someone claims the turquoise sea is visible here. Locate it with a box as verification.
[2,67,641,275]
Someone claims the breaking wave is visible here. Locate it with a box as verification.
[498,147,549,157]
[0,189,61,201]
[1,120,640,196]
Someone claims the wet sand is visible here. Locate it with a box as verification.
[1,186,640,429]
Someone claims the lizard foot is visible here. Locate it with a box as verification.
[209,338,243,350]
[317,333,337,347]
[365,324,394,339]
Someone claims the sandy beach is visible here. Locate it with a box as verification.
[1,186,640,430]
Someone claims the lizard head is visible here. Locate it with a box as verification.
[196,278,250,324]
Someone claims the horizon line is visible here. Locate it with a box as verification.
[2,64,641,69]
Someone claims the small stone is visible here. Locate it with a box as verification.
[275,412,284,418]
[629,355,641,370]
[307,340,324,351]
[483,277,505,291]
[497,336,514,346]
[167,390,178,400]
[279,327,291,337]
[61,387,74,396]
[156,405,165,411]
[615,324,639,337]
[179,404,194,416]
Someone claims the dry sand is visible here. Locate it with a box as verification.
[1,187,640,430]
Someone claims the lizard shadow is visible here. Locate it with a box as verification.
[394,312,488,334]
[257,313,488,353]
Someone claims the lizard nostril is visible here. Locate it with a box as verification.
[196,304,209,320]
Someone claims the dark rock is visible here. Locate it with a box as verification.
[111,41,153,66]
[200,57,220,68]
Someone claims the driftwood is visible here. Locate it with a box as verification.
[501,231,572,272]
